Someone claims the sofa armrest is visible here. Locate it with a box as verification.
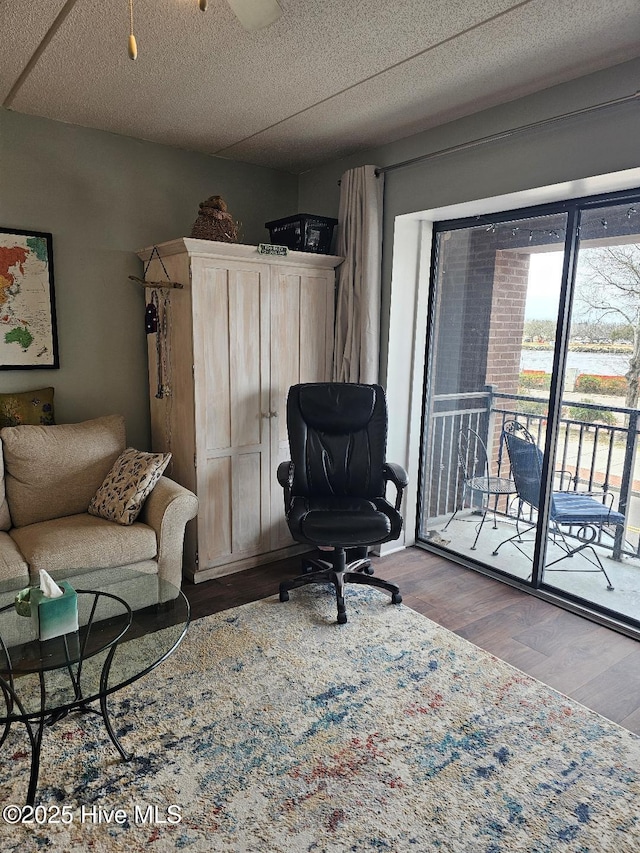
[139,476,199,588]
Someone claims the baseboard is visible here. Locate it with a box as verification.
[373,541,407,558]
[185,544,310,583]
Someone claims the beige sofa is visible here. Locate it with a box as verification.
[0,414,198,592]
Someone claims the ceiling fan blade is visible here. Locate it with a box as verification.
[226,0,282,31]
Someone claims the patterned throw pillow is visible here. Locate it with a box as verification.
[0,387,55,427]
[88,447,171,526]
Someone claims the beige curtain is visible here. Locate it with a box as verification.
[332,165,384,383]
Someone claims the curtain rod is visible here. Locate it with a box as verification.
[373,90,640,177]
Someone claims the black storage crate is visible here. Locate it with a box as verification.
[265,214,338,254]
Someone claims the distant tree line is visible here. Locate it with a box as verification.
[523,318,633,344]
[577,245,640,409]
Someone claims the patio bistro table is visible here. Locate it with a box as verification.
[0,567,189,805]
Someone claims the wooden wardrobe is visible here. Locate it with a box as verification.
[139,238,342,583]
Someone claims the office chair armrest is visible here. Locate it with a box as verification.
[383,462,409,511]
[277,460,294,508]
[383,462,409,489]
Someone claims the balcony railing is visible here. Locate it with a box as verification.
[425,388,640,560]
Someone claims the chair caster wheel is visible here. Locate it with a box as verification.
[337,612,347,624]
[279,590,289,602]
[392,592,402,604]
[363,566,374,575]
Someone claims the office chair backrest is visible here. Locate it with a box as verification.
[286,383,387,499]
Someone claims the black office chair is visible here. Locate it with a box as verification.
[277,382,408,624]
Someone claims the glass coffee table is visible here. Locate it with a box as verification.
[0,567,189,805]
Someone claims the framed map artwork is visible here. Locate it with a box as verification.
[0,228,59,369]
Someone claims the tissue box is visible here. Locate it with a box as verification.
[31,581,79,641]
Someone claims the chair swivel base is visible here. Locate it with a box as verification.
[301,546,374,575]
[279,551,402,624]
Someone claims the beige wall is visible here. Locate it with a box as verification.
[297,57,640,382]
[0,108,297,449]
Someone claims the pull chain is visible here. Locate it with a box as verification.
[128,0,138,60]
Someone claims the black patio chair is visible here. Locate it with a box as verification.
[442,427,515,550]
[492,419,624,590]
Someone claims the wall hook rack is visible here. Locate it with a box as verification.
[131,245,183,289]
[129,275,183,289]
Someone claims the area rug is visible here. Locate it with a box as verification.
[2,586,640,853]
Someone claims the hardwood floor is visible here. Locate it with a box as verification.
[182,546,640,736]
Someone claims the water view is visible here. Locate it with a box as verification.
[521,349,631,377]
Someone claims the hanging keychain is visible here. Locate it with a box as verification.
[143,248,167,337]
[145,290,159,334]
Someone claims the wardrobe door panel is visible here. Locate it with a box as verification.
[233,451,266,554]
[269,267,335,551]
[200,456,232,564]
[195,259,271,569]
[229,268,265,449]
[199,265,231,451]
[300,271,334,383]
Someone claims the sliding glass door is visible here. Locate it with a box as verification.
[541,199,640,622]
[418,189,640,630]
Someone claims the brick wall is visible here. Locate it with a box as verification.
[433,237,530,397]
[426,234,532,522]
[486,250,530,394]
[433,230,495,395]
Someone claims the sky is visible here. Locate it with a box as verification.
[524,252,564,320]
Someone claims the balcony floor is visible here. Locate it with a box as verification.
[428,510,640,625]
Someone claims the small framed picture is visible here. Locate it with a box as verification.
[0,228,59,369]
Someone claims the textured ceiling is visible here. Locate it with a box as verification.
[2,0,640,174]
